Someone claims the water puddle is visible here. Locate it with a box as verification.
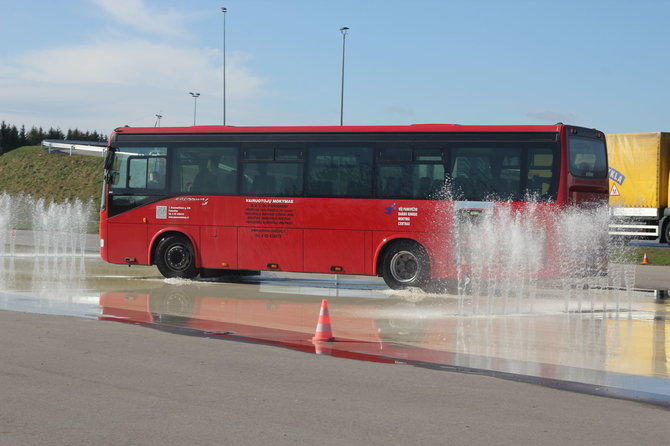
[91,279,670,407]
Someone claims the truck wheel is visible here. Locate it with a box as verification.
[664,221,670,245]
[381,241,430,290]
[155,235,198,279]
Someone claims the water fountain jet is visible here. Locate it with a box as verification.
[0,192,93,258]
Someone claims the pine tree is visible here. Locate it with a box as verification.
[19,125,27,146]
[0,121,106,154]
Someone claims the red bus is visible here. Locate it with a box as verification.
[99,124,608,290]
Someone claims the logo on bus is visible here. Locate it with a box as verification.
[385,203,397,215]
[177,197,209,205]
[608,167,625,185]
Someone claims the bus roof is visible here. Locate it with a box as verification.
[113,123,574,135]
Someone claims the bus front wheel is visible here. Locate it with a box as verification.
[155,235,198,279]
[381,241,430,290]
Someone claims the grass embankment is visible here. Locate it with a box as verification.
[0,145,103,208]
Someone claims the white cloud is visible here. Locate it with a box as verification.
[15,40,262,97]
[0,39,265,130]
[0,0,267,131]
[89,0,190,38]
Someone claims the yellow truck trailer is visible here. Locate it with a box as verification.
[606,132,670,243]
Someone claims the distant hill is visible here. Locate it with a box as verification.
[0,146,103,210]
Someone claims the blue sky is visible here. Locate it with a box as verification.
[1,0,668,135]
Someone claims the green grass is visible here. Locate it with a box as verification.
[0,146,103,209]
[617,246,670,266]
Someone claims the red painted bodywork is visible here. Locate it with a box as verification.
[99,124,608,280]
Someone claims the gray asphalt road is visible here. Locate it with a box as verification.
[1,309,668,446]
[632,264,669,290]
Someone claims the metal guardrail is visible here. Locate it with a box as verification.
[41,140,106,157]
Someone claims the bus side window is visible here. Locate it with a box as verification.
[377,144,446,199]
[307,146,372,197]
[451,156,476,199]
[419,167,446,199]
[414,148,445,199]
[214,148,238,194]
[491,152,521,200]
[171,147,238,195]
[418,177,432,198]
[147,170,163,188]
[377,165,405,198]
[171,152,193,193]
[310,180,333,195]
[147,158,166,189]
[240,146,303,197]
[281,177,297,195]
[218,171,236,193]
[250,164,276,195]
[526,148,554,198]
[451,148,526,201]
[191,156,219,193]
[242,162,303,197]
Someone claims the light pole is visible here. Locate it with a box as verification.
[221,7,227,126]
[339,27,349,126]
[189,92,200,125]
[154,113,162,127]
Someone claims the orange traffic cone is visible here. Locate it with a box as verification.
[642,252,650,264]
[312,299,335,342]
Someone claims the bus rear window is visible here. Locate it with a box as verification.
[568,136,607,179]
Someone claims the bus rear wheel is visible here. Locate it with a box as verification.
[381,241,430,290]
[155,235,198,279]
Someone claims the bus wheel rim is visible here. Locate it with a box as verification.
[166,245,190,271]
[390,250,419,283]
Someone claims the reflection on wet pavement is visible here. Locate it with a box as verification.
[1,256,668,406]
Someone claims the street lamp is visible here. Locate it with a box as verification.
[339,27,349,126]
[221,7,227,126]
[154,113,162,127]
[189,92,200,125]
